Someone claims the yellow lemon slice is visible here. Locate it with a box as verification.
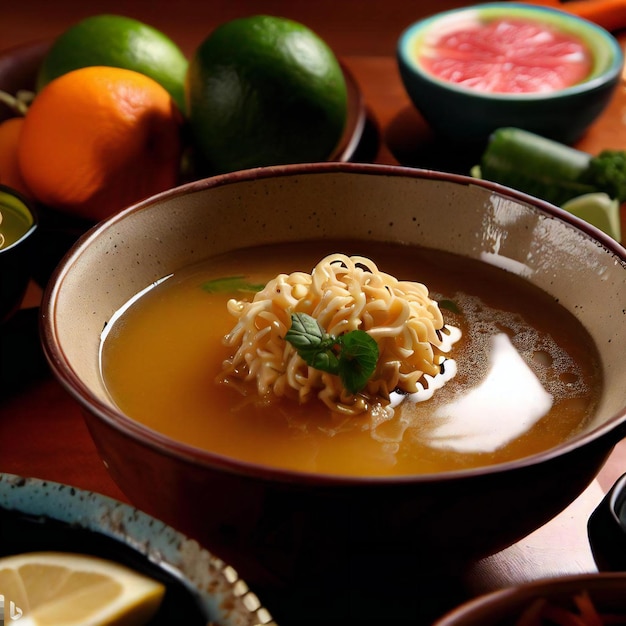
[0,551,165,625]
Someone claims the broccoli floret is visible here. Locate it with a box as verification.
[475,129,626,207]
[580,150,626,203]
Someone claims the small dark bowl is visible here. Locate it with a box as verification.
[588,471,626,571]
[397,2,624,145]
[432,572,626,625]
[0,473,275,626]
[0,185,38,322]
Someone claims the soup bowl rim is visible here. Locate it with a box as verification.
[40,161,626,487]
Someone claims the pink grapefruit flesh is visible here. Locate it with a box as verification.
[418,17,593,94]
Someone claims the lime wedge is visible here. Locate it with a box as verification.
[561,192,622,242]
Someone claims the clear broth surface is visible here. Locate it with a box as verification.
[100,241,602,476]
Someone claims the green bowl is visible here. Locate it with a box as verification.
[397,2,624,145]
[0,185,38,322]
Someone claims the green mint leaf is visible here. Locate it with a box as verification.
[338,330,379,394]
[285,313,339,374]
[201,275,265,294]
[310,350,340,375]
[285,313,379,396]
[285,312,325,350]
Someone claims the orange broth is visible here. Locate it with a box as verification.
[99,241,602,476]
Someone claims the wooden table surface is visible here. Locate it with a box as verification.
[1,2,626,624]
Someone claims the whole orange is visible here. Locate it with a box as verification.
[18,66,183,221]
[0,117,31,198]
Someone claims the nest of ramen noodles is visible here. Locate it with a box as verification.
[220,254,458,416]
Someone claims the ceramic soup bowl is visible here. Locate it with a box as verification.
[40,162,626,623]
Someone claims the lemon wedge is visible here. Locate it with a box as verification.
[561,192,622,242]
[0,552,165,625]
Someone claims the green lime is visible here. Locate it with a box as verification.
[186,15,348,174]
[561,192,622,241]
[37,14,188,112]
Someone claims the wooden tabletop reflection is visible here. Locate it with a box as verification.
[1,1,626,624]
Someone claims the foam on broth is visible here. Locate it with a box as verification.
[99,241,602,476]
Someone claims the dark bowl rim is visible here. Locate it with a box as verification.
[396,1,624,102]
[433,571,626,625]
[39,161,626,487]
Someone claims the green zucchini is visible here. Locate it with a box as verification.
[475,127,596,207]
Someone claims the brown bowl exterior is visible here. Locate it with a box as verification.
[0,40,48,122]
[40,163,626,621]
[83,408,614,607]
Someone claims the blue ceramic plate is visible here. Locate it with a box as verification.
[0,473,276,626]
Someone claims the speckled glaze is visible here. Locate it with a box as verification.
[397,2,624,144]
[0,473,276,626]
[40,162,626,622]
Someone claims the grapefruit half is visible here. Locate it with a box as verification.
[419,16,593,94]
